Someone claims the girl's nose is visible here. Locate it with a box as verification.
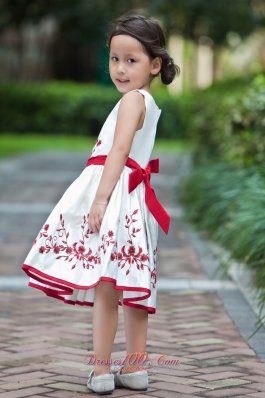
[117,62,125,74]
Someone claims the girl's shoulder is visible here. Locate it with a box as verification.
[119,89,160,112]
[116,91,146,126]
[117,90,145,113]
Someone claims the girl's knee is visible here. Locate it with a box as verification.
[96,280,122,301]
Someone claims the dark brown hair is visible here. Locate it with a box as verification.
[107,14,180,85]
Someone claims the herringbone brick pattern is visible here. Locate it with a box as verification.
[1,288,265,397]
[1,151,265,397]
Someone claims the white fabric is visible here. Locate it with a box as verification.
[22,89,162,313]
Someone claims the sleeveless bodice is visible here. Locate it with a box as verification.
[91,89,161,168]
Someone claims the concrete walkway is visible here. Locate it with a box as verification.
[0,150,265,398]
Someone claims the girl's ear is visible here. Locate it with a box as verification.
[150,57,162,76]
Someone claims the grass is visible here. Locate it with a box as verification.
[182,163,265,333]
[181,161,265,336]
[0,133,192,158]
[181,162,265,287]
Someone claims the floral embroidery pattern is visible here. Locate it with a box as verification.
[110,209,153,278]
[34,209,157,288]
[100,230,116,254]
[35,214,101,270]
[92,138,102,154]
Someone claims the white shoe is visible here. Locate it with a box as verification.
[113,367,148,390]
[87,369,114,395]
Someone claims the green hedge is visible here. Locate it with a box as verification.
[181,73,265,295]
[1,74,263,159]
[0,81,185,139]
[183,73,265,166]
[0,82,119,136]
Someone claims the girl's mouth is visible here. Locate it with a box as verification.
[116,79,129,83]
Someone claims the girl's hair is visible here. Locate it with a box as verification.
[107,14,180,85]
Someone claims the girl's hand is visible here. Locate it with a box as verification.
[88,201,108,233]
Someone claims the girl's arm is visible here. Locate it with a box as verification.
[88,90,145,233]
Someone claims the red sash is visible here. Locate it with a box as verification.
[86,155,170,234]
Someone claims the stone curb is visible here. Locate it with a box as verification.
[183,219,265,362]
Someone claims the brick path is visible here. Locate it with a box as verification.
[0,151,265,397]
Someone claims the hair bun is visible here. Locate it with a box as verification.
[160,52,180,85]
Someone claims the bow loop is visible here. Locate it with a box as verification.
[128,169,144,193]
[149,158,159,173]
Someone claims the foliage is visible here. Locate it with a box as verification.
[182,73,265,166]
[0,81,186,139]
[1,1,264,80]
[1,73,264,150]
[1,0,263,46]
[151,0,264,46]
[181,72,265,306]
[0,82,117,135]
[0,0,149,81]
[181,162,265,289]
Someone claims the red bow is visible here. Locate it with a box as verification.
[86,155,170,234]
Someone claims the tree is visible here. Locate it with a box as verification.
[149,0,265,83]
[150,0,263,45]
[0,0,149,81]
[1,0,264,81]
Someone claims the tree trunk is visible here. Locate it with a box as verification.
[212,47,223,81]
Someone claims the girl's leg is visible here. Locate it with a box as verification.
[92,280,121,376]
[122,305,148,373]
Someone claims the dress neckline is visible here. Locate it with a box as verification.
[136,89,161,111]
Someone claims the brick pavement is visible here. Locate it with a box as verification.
[0,151,265,397]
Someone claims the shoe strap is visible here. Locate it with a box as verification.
[87,369,94,383]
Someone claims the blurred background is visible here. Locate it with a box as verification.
[0,0,265,306]
[0,0,264,88]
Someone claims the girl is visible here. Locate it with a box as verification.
[22,13,179,395]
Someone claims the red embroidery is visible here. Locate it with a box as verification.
[92,139,102,154]
[34,209,157,287]
[110,209,152,277]
[151,248,157,288]
[100,230,116,254]
[36,214,101,270]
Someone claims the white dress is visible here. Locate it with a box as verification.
[22,88,168,314]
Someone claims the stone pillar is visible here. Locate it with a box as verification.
[167,34,184,94]
[196,37,214,88]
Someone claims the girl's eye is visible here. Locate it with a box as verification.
[111,56,118,62]
[127,58,135,63]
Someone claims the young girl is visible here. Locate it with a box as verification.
[22,13,179,394]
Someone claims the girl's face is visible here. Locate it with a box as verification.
[109,34,161,94]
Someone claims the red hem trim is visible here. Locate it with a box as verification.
[22,264,156,314]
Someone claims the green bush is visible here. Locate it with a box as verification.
[1,74,263,156]
[0,81,186,139]
[0,82,119,136]
[181,73,265,311]
[184,73,265,166]
[181,162,265,288]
